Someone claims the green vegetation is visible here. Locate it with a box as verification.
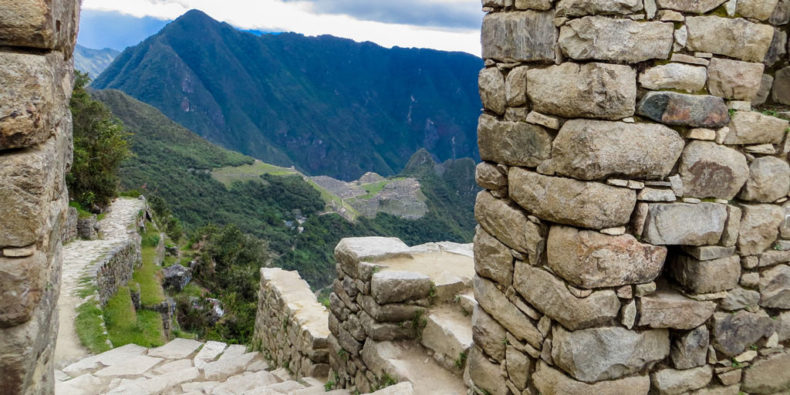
[74,301,112,354]
[133,230,166,307]
[68,71,131,209]
[69,201,93,219]
[212,161,297,186]
[104,286,165,348]
[454,351,468,370]
[92,10,482,180]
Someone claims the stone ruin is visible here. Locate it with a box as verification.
[0,0,79,393]
[471,0,790,393]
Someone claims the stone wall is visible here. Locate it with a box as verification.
[473,0,790,394]
[0,0,80,394]
[94,238,142,306]
[253,268,331,380]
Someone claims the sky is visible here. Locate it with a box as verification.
[79,0,483,56]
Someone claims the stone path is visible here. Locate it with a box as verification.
[54,197,147,368]
[55,338,414,394]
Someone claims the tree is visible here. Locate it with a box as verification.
[67,71,131,209]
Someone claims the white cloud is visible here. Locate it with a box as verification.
[81,0,482,55]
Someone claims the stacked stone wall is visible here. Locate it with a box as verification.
[326,238,433,393]
[253,268,331,380]
[473,0,790,394]
[0,0,80,393]
[94,237,142,305]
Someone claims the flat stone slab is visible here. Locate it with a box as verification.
[193,340,227,368]
[642,203,727,246]
[203,352,257,381]
[94,355,163,377]
[63,343,148,376]
[147,338,203,359]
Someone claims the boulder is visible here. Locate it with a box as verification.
[637,92,729,129]
[724,111,789,145]
[668,255,740,294]
[642,203,727,246]
[736,0,780,20]
[764,28,787,67]
[712,311,775,357]
[753,74,773,106]
[163,264,192,291]
[474,276,543,348]
[481,11,556,62]
[513,263,620,330]
[555,0,644,16]
[670,326,709,369]
[707,58,764,101]
[759,264,790,309]
[475,162,506,191]
[468,346,508,395]
[771,0,790,24]
[679,141,748,200]
[472,305,506,362]
[651,366,713,395]
[371,271,432,304]
[526,62,636,120]
[474,191,545,262]
[505,66,528,107]
[532,361,651,395]
[0,0,80,53]
[739,157,790,203]
[655,0,726,13]
[639,63,707,93]
[478,68,506,115]
[473,227,513,287]
[738,204,783,255]
[638,289,716,330]
[774,66,790,105]
[546,225,666,289]
[477,114,553,167]
[720,287,761,311]
[0,253,45,327]
[686,16,774,62]
[551,326,670,382]
[742,351,790,394]
[509,169,636,230]
[559,17,673,62]
[546,120,684,181]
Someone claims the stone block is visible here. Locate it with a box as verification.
[505,346,531,390]
[725,111,789,145]
[472,305,506,362]
[651,366,713,395]
[671,326,709,369]
[533,361,651,395]
[639,63,707,93]
[505,66,528,107]
[712,311,775,357]
[0,0,79,53]
[526,63,636,120]
[759,264,790,309]
[513,263,620,330]
[739,157,790,203]
[642,203,727,246]
[148,338,203,360]
[474,276,543,348]
[764,28,787,67]
[555,0,644,16]
[679,141,748,200]
[0,252,46,327]
[468,346,508,395]
[546,120,683,181]
[637,91,729,129]
[707,58,764,101]
[738,204,783,255]
[681,246,736,261]
[546,225,666,289]
[473,227,513,287]
[475,162,506,192]
[474,191,545,262]
[753,74,773,106]
[736,0,780,20]
[669,254,740,294]
[686,16,774,62]
[477,114,553,167]
[481,11,556,62]
[509,169,636,230]
[721,287,761,311]
[774,66,790,105]
[742,351,790,393]
[358,295,423,323]
[478,67,506,115]
[334,237,409,279]
[551,325,670,382]
[559,17,673,62]
[656,0,727,13]
[371,271,432,304]
[638,289,716,330]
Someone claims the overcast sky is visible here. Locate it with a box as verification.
[81,0,483,55]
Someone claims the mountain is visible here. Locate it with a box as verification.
[74,45,120,79]
[94,89,476,288]
[92,9,483,180]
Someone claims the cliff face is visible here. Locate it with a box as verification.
[0,1,79,394]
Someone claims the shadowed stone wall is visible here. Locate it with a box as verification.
[472,0,790,394]
[0,0,79,393]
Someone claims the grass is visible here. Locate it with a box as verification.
[69,201,93,219]
[104,286,165,348]
[133,244,166,307]
[211,160,297,187]
[75,301,112,353]
[178,282,205,298]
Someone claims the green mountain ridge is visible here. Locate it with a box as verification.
[74,45,120,79]
[94,89,477,288]
[92,9,483,181]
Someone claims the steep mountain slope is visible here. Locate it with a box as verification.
[74,45,120,79]
[94,89,476,288]
[92,9,483,180]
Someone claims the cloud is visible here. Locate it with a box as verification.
[81,0,482,55]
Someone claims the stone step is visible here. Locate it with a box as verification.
[420,305,474,374]
[361,340,468,395]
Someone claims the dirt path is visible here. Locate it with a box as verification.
[54,197,146,368]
